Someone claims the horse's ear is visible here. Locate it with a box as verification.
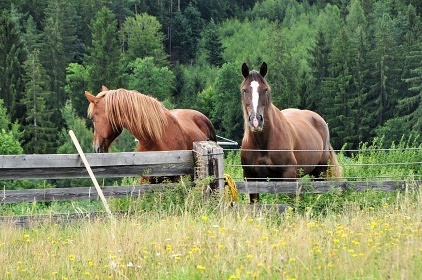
[101,85,109,91]
[85,91,96,103]
[260,62,268,77]
[241,63,249,78]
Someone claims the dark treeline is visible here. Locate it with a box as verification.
[0,0,421,156]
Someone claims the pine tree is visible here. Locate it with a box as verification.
[40,0,79,126]
[86,7,121,93]
[321,27,354,149]
[64,63,89,119]
[346,0,372,147]
[307,28,330,111]
[397,4,421,132]
[402,40,422,132]
[204,19,225,67]
[22,15,42,52]
[171,4,203,64]
[21,49,55,154]
[212,62,243,142]
[367,13,399,128]
[0,10,27,123]
[57,99,92,154]
[266,23,301,109]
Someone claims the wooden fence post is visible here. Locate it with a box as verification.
[193,141,224,195]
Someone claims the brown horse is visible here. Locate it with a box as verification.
[240,62,341,203]
[85,86,216,153]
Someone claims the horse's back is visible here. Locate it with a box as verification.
[282,109,330,145]
[170,109,216,142]
[281,109,331,165]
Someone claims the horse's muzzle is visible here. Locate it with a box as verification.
[93,145,106,153]
[248,114,264,131]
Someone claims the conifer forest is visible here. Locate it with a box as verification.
[0,0,421,155]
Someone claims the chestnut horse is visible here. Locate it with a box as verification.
[240,62,341,203]
[85,86,216,153]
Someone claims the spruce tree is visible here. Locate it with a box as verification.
[86,7,121,93]
[321,27,354,149]
[367,14,399,129]
[172,4,203,64]
[64,63,89,119]
[204,19,225,67]
[0,10,27,122]
[212,62,243,142]
[307,28,330,111]
[40,0,79,127]
[21,49,55,154]
[266,24,300,109]
[398,4,421,133]
[346,0,372,148]
[402,40,422,133]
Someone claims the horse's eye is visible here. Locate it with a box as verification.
[242,89,246,94]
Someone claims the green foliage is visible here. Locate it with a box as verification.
[0,99,23,154]
[0,0,421,155]
[0,9,26,122]
[55,99,95,188]
[56,99,92,154]
[210,62,244,142]
[343,135,422,181]
[171,4,203,64]
[120,13,167,67]
[125,57,175,103]
[218,17,271,65]
[40,0,79,120]
[0,129,23,155]
[86,7,121,93]
[64,63,89,119]
[203,19,225,67]
[21,49,56,154]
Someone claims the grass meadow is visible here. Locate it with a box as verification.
[1,136,421,279]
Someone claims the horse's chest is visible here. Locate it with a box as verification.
[241,151,291,178]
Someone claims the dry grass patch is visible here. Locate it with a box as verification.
[1,189,421,279]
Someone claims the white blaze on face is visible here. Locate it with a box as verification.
[250,81,259,115]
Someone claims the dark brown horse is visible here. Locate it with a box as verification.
[85,86,216,153]
[240,62,341,203]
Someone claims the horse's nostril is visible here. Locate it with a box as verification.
[259,115,263,121]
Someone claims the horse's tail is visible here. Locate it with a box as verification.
[328,145,342,179]
[205,117,217,142]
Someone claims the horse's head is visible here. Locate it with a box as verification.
[241,62,270,132]
[85,88,123,153]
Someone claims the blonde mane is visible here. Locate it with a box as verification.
[95,88,168,142]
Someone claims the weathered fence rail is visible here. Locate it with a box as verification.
[0,141,228,204]
[1,180,420,204]
[1,141,421,227]
[0,150,194,179]
[1,141,421,204]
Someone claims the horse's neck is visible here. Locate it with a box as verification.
[121,106,170,145]
[248,104,290,149]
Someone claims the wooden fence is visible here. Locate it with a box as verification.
[1,140,421,227]
[1,140,420,204]
[0,141,224,202]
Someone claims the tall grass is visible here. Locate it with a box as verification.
[0,137,421,278]
[1,183,421,279]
